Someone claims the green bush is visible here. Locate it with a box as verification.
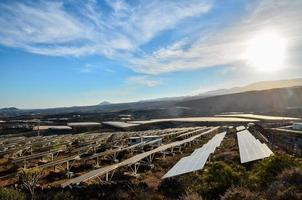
[0,187,26,200]
[276,187,301,200]
[266,167,302,200]
[249,153,299,188]
[191,161,246,199]
[158,178,186,199]
[277,167,302,187]
[53,191,74,200]
[134,190,165,200]
[180,192,203,200]
[221,187,265,200]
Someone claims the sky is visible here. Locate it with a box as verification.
[0,0,302,109]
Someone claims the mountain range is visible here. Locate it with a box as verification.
[199,78,302,97]
[137,78,302,102]
[1,78,302,117]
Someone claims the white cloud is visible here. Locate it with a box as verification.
[118,0,212,43]
[130,38,244,74]
[126,75,162,87]
[129,0,302,74]
[80,64,94,73]
[105,0,128,12]
[1,0,301,76]
[0,1,98,56]
[78,63,116,73]
[0,2,88,45]
[0,0,212,58]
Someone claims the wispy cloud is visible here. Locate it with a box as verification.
[0,1,90,53]
[79,64,94,73]
[129,0,302,74]
[0,0,211,58]
[126,75,162,87]
[78,63,116,73]
[0,0,301,75]
[105,0,128,12]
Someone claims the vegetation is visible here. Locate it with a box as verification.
[220,187,264,200]
[155,138,301,200]
[158,178,186,199]
[1,133,300,200]
[51,141,64,151]
[0,187,25,200]
[52,191,74,200]
[180,192,203,200]
[18,167,43,200]
[265,167,302,200]
[248,153,299,188]
[190,161,246,199]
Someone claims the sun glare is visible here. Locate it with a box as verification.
[245,31,287,72]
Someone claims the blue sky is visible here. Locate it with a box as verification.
[0,0,302,108]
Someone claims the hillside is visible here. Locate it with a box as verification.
[177,86,302,116]
[1,85,302,118]
[198,78,302,97]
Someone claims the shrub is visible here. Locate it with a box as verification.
[221,187,265,200]
[265,167,302,200]
[191,161,246,199]
[277,167,302,187]
[180,192,203,200]
[250,153,299,188]
[0,187,26,200]
[18,167,43,200]
[134,190,165,200]
[276,187,301,200]
[158,178,186,199]
[53,191,74,200]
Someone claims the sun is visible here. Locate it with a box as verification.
[245,31,287,72]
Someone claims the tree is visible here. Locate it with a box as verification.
[0,187,25,200]
[18,167,43,200]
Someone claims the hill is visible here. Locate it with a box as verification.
[98,101,111,106]
[1,79,302,118]
[197,78,302,98]
[176,86,302,116]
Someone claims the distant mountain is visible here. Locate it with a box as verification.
[1,78,302,118]
[0,107,19,111]
[138,96,186,102]
[177,86,302,116]
[136,78,302,102]
[199,78,302,97]
[98,101,111,106]
[0,107,20,117]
